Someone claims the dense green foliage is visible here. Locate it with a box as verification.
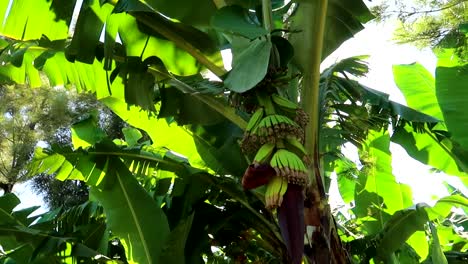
[0,0,467,263]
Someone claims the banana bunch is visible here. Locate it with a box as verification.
[241,95,306,154]
[241,93,310,209]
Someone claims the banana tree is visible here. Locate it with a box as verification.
[0,0,467,263]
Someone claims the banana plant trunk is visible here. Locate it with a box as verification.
[296,1,349,263]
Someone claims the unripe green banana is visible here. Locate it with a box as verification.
[274,115,296,126]
[265,175,288,209]
[246,108,264,132]
[271,94,298,110]
[285,135,307,156]
[253,143,276,164]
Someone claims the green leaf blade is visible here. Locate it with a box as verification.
[225,38,271,93]
[90,159,170,264]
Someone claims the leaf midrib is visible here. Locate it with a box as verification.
[116,171,152,264]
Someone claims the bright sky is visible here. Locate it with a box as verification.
[9,1,467,216]
[323,17,468,206]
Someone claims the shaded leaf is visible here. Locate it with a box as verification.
[211,5,267,39]
[429,222,448,264]
[225,38,272,93]
[159,213,195,263]
[376,205,429,260]
[435,51,468,150]
[90,158,170,264]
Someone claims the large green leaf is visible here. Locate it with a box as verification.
[0,40,120,97]
[211,5,267,39]
[224,37,272,93]
[290,0,373,69]
[100,96,210,169]
[90,158,170,264]
[428,222,449,264]
[110,1,224,74]
[0,0,71,41]
[435,49,468,151]
[0,194,107,263]
[392,125,468,185]
[393,63,444,121]
[140,0,218,26]
[71,114,107,149]
[375,206,429,261]
[114,13,213,76]
[391,61,468,183]
[426,195,468,220]
[407,231,429,261]
[354,130,413,234]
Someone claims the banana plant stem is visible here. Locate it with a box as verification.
[262,0,274,33]
[301,0,328,197]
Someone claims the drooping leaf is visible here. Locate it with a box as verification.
[224,37,272,93]
[0,41,120,98]
[139,0,218,26]
[158,87,225,125]
[356,131,414,216]
[71,114,107,149]
[392,125,468,185]
[0,0,71,41]
[429,222,449,264]
[435,49,468,150]
[90,158,170,264]
[66,1,113,63]
[320,57,441,149]
[211,5,267,39]
[158,213,195,263]
[122,127,143,147]
[393,63,444,121]
[375,205,429,260]
[426,195,468,220]
[290,0,374,69]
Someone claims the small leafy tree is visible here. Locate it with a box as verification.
[372,0,468,58]
[0,0,467,263]
[0,84,71,194]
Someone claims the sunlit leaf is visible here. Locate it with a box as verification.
[393,63,444,121]
[90,158,170,264]
[375,205,429,260]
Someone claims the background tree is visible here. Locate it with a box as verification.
[0,82,125,208]
[29,91,127,209]
[0,84,59,194]
[371,0,468,57]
